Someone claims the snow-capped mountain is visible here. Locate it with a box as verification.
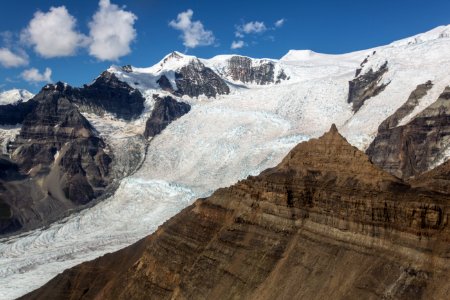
[0,89,34,105]
[1,25,450,299]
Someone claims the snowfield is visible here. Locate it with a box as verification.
[1,25,450,299]
[0,89,34,106]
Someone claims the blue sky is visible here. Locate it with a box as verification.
[0,0,449,93]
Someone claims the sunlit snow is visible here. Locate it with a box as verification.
[1,25,450,299]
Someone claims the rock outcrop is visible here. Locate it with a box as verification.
[0,100,38,125]
[227,56,276,85]
[0,91,112,234]
[34,75,145,121]
[156,75,175,93]
[0,158,25,234]
[216,56,288,85]
[23,125,450,300]
[144,95,191,138]
[367,85,450,179]
[78,71,145,120]
[175,59,230,98]
[348,61,389,112]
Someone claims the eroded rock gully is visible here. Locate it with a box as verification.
[23,125,450,300]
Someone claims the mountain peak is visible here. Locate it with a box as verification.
[273,124,400,187]
[0,89,34,105]
[329,123,338,134]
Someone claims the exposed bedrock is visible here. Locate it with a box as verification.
[0,100,38,125]
[157,75,175,93]
[226,56,283,85]
[23,125,450,300]
[78,71,145,120]
[144,95,191,138]
[34,74,145,121]
[0,94,112,234]
[367,85,450,179]
[348,61,389,112]
[175,59,230,98]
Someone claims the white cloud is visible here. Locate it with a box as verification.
[169,9,215,48]
[236,21,267,37]
[230,40,245,49]
[21,6,87,58]
[21,67,52,83]
[0,48,28,67]
[275,19,285,28]
[88,0,138,61]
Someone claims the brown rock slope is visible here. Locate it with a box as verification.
[23,125,450,300]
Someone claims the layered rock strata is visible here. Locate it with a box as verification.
[367,85,450,179]
[0,92,112,234]
[23,125,450,300]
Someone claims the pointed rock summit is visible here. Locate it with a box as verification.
[24,126,450,300]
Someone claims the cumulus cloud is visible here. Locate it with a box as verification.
[275,18,285,28]
[169,9,215,48]
[21,67,52,83]
[88,0,138,61]
[21,6,87,58]
[235,21,267,37]
[0,48,28,67]
[230,40,245,49]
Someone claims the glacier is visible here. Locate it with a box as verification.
[1,25,450,299]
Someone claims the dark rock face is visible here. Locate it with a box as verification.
[0,73,143,234]
[33,75,145,121]
[0,158,24,234]
[378,81,433,131]
[226,56,287,85]
[23,126,450,300]
[78,72,145,120]
[367,85,450,179]
[0,100,38,125]
[0,94,112,234]
[157,75,175,93]
[175,60,230,98]
[144,95,191,138]
[275,68,288,83]
[348,61,389,112]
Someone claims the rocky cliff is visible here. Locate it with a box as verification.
[348,60,389,112]
[34,75,145,121]
[23,125,450,300]
[77,71,145,120]
[144,95,191,138]
[174,59,230,98]
[0,88,112,234]
[367,85,450,179]
[0,100,38,125]
[225,56,287,85]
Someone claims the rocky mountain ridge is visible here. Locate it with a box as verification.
[2,24,450,299]
[0,89,113,234]
[23,125,450,299]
